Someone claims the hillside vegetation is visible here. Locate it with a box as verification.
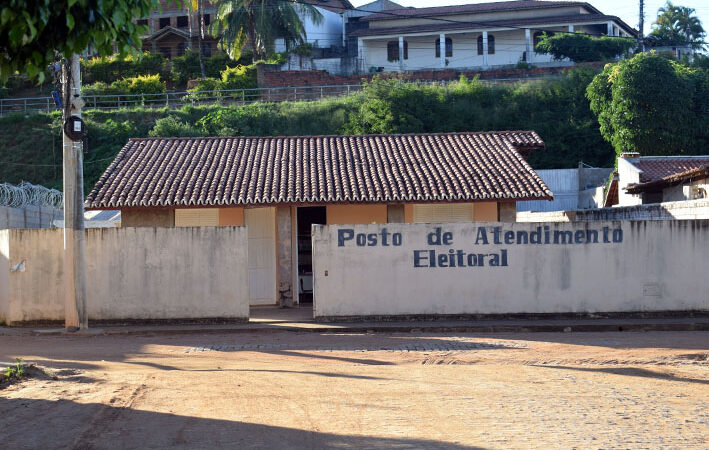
[1,69,617,192]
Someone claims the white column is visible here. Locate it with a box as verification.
[398,35,404,72]
[439,33,446,68]
[357,37,365,72]
[342,14,346,47]
[568,24,574,32]
[607,22,613,36]
[482,31,488,67]
[524,28,532,63]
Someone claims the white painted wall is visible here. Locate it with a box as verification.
[2,227,249,323]
[312,221,709,317]
[617,158,643,206]
[275,6,342,52]
[0,230,9,324]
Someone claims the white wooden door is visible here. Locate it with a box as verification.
[245,207,277,305]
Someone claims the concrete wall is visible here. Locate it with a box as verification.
[312,221,709,317]
[517,199,709,222]
[2,227,249,323]
[0,205,63,229]
[326,204,388,225]
[122,209,175,227]
[0,230,9,323]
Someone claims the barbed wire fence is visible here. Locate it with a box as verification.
[0,182,63,209]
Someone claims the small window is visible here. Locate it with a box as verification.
[201,42,212,57]
[159,17,170,29]
[159,46,171,58]
[203,14,211,26]
[177,42,187,57]
[477,35,495,55]
[387,40,408,62]
[176,15,189,28]
[435,37,453,58]
[137,19,148,27]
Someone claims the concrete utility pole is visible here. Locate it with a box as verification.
[62,54,88,331]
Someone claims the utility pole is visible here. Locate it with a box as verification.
[62,54,88,331]
[639,0,645,52]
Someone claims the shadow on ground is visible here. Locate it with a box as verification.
[534,364,709,385]
[0,398,483,449]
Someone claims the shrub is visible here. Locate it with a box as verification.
[535,34,636,62]
[220,65,257,90]
[171,50,241,85]
[83,53,166,84]
[123,74,166,94]
[148,116,204,137]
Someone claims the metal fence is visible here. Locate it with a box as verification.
[0,75,559,117]
[0,84,365,117]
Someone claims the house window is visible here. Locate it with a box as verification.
[477,35,495,55]
[203,14,211,26]
[159,17,170,29]
[435,37,453,58]
[159,46,171,58]
[137,19,148,27]
[176,15,189,28]
[387,40,408,62]
[533,31,554,49]
[177,42,187,57]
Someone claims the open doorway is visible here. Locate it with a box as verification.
[296,206,326,303]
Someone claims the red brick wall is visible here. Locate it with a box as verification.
[257,63,604,88]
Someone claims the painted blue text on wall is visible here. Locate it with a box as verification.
[337,225,623,268]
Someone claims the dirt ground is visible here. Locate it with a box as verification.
[0,330,707,449]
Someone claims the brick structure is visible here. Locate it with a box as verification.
[256,62,603,88]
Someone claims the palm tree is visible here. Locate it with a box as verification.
[211,0,323,61]
[188,0,207,78]
[650,2,706,50]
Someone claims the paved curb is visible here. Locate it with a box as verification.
[21,319,709,337]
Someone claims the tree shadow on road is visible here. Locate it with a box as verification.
[0,397,485,449]
[533,364,709,385]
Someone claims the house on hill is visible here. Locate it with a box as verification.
[85,131,552,306]
[351,0,636,72]
[615,154,709,206]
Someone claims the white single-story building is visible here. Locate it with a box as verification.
[351,0,636,72]
[86,131,553,307]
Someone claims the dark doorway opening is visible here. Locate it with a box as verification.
[296,206,326,303]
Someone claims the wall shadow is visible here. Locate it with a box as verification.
[0,398,484,449]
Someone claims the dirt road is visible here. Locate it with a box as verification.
[1,331,707,449]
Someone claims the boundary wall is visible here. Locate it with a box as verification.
[0,227,249,324]
[312,221,709,318]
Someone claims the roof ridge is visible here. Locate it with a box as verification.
[128,131,540,141]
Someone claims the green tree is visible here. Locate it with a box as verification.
[0,0,168,82]
[534,33,636,62]
[649,2,706,50]
[211,0,322,60]
[586,52,708,157]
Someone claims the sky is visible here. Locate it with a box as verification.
[351,0,709,39]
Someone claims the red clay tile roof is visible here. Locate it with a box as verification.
[352,14,635,37]
[626,165,709,194]
[85,132,553,209]
[632,157,709,183]
[364,1,600,21]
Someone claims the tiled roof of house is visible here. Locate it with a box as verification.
[364,1,600,21]
[351,14,633,37]
[626,164,709,194]
[85,132,553,209]
[631,157,709,183]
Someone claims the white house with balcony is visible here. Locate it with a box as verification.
[351,0,636,72]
